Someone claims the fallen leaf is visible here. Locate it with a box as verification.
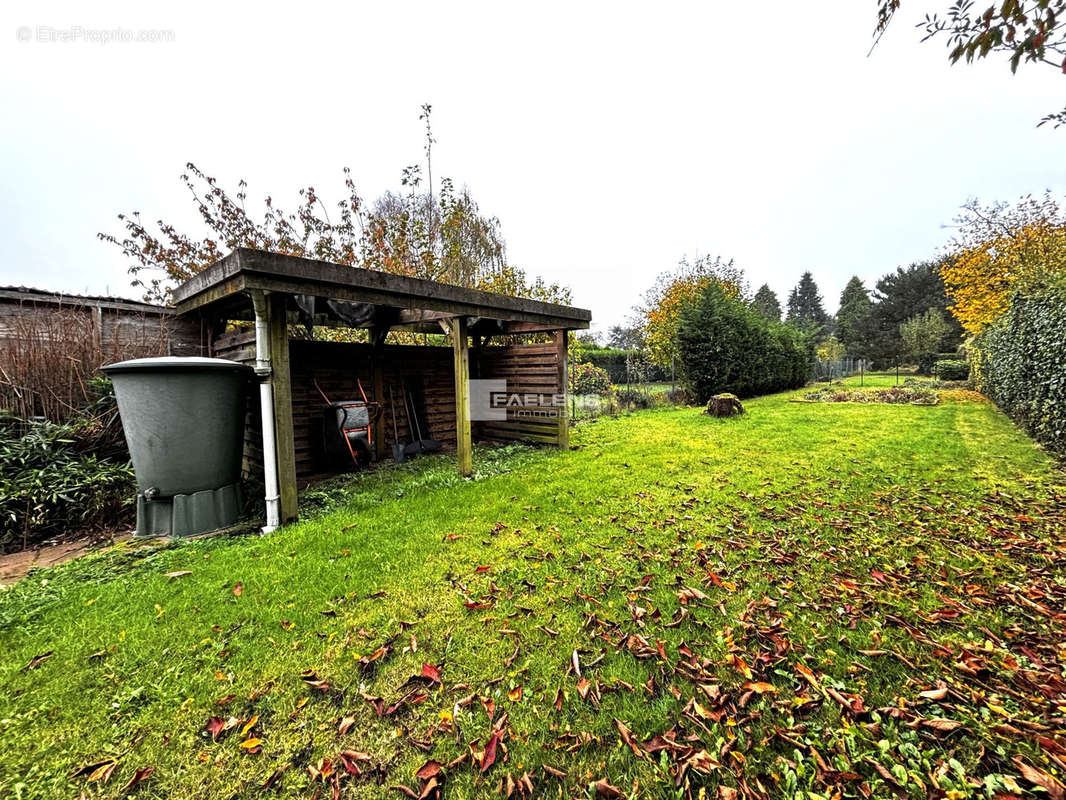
[593,778,624,798]
[1013,756,1065,800]
[21,651,53,671]
[165,570,192,578]
[121,766,155,791]
[481,732,501,773]
[233,582,243,596]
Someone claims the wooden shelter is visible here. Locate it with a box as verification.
[172,249,591,529]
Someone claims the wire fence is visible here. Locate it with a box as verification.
[811,357,867,382]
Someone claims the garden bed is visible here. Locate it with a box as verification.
[794,385,940,405]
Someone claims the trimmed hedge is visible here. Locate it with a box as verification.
[678,282,812,402]
[971,280,1066,455]
[935,359,970,381]
[577,348,668,383]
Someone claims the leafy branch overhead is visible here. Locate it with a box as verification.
[874,1,1066,126]
[98,110,570,307]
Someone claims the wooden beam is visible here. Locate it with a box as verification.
[370,332,386,462]
[172,248,591,329]
[555,330,570,450]
[268,293,299,523]
[452,316,472,477]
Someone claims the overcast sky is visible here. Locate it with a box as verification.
[2,1,1063,334]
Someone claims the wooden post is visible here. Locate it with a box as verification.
[554,330,570,450]
[452,316,472,477]
[371,334,386,462]
[267,293,299,523]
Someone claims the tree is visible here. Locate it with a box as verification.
[751,284,782,322]
[861,261,961,367]
[836,276,873,356]
[874,1,1066,127]
[639,255,747,369]
[606,325,644,351]
[678,282,811,402]
[100,109,568,306]
[785,272,831,335]
[901,308,951,372]
[941,193,1066,335]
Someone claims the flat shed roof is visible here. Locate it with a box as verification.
[172,249,591,332]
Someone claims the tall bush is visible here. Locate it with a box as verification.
[970,279,1066,454]
[0,415,134,551]
[678,282,812,403]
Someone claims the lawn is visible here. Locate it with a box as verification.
[1,376,1064,800]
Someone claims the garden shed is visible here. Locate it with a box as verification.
[172,248,591,530]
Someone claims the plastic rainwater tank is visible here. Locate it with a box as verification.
[103,356,252,537]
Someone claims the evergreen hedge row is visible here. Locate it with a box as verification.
[678,282,813,403]
[971,280,1066,455]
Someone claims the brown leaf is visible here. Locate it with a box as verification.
[1013,756,1065,800]
[919,687,949,701]
[508,685,523,702]
[614,718,643,757]
[416,760,443,781]
[233,582,243,596]
[71,759,117,780]
[543,764,567,779]
[863,757,907,798]
[21,651,53,671]
[121,766,155,791]
[593,778,624,798]
[262,763,290,790]
[421,663,441,684]
[338,716,356,734]
[481,732,501,773]
[339,750,371,775]
[302,669,332,691]
[165,570,192,578]
[921,717,963,733]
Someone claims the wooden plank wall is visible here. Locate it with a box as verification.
[211,328,263,485]
[211,330,566,483]
[0,291,204,356]
[473,341,565,445]
[289,340,458,478]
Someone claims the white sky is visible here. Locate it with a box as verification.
[2,1,1064,334]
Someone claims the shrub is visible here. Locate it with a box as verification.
[577,347,667,383]
[0,415,135,551]
[615,388,652,410]
[569,362,613,396]
[664,387,694,406]
[970,279,1066,454]
[802,387,938,405]
[935,359,970,381]
[677,282,813,403]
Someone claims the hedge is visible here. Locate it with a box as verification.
[935,359,970,381]
[577,348,668,383]
[971,280,1066,455]
[678,282,812,403]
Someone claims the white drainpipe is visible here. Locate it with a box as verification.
[251,290,280,533]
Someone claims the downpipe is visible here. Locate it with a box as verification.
[251,290,280,534]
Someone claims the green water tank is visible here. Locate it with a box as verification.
[103,356,252,537]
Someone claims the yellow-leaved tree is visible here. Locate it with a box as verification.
[639,255,746,369]
[941,194,1066,335]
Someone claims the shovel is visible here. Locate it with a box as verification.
[389,386,406,463]
[403,381,442,456]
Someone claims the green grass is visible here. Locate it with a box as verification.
[1,375,1063,800]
